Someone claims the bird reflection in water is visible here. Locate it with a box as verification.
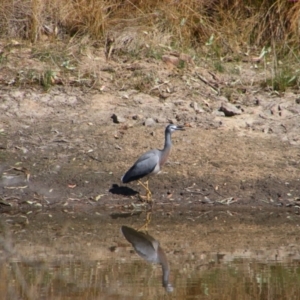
[121,226,174,292]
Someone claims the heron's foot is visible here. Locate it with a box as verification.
[137,211,152,232]
[138,192,152,202]
[138,194,148,202]
[137,180,153,203]
[146,190,152,202]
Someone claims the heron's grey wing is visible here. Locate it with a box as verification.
[122,150,159,183]
[121,226,159,263]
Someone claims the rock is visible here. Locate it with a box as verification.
[212,110,225,117]
[162,55,180,66]
[219,102,242,117]
[162,52,194,67]
[144,118,155,127]
[159,92,169,100]
[190,101,197,109]
[111,114,126,123]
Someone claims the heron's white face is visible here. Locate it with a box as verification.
[169,125,178,132]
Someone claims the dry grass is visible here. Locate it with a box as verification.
[0,0,300,92]
[0,0,300,54]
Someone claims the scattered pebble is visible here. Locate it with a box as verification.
[219,102,242,117]
[144,117,155,127]
[111,114,126,123]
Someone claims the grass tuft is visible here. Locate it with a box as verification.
[263,66,300,92]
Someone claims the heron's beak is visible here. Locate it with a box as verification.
[175,125,185,130]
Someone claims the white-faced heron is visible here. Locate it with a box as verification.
[121,124,184,201]
[121,225,173,292]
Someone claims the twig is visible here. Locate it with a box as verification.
[85,153,102,162]
[195,72,220,95]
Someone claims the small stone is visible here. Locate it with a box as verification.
[162,55,179,66]
[132,114,143,120]
[111,114,126,123]
[190,101,198,109]
[144,118,155,127]
[219,102,242,117]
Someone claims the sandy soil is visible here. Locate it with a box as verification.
[0,41,300,256]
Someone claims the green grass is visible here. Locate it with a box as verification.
[263,66,300,92]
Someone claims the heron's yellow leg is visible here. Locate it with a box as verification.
[138,180,152,202]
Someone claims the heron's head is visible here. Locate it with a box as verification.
[166,124,185,133]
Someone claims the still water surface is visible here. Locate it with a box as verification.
[2,254,300,299]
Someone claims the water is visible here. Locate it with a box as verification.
[2,254,300,299]
[1,210,300,299]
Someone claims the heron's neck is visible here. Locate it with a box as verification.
[163,131,172,151]
[159,131,172,166]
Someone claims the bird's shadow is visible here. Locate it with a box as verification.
[109,184,138,196]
